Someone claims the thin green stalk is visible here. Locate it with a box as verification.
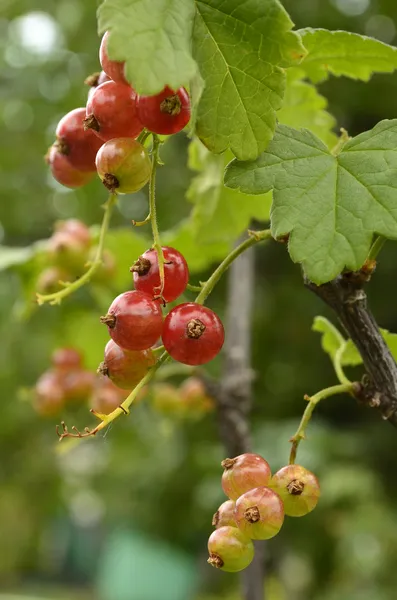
[367,236,386,261]
[149,135,166,300]
[289,383,354,464]
[333,342,351,386]
[37,194,117,306]
[195,229,272,305]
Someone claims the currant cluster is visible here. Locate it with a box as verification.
[151,377,214,418]
[208,453,321,572]
[37,219,115,295]
[97,246,224,404]
[34,346,127,417]
[46,31,191,191]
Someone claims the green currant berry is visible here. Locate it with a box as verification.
[221,453,272,500]
[270,465,320,517]
[207,526,254,573]
[212,500,237,528]
[234,486,284,540]
[95,138,151,194]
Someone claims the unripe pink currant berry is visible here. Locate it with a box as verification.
[179,377,214,413]
[221,453,272,501]
[63,370,96,402]
[99,31,127,84]
[91,376,128,415]
[100,290,163,351]
[212,500,237,528]
[51,347,83,372]
[97,339,155,390]
[55,219,91,248]
[270,465,320,517]
[95,138,151,194]
[34,371,65,416]
[207,526,254,573]
[234,486,284,540]
[46,145,95,189]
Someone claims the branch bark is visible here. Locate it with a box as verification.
[205,241,265,600]
[305,270,397,427]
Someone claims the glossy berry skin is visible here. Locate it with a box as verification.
[85,81,143,141]
[34,371,65,416]
[207,526,254,573]
[100,290,163,351]
[234,487,284,540]
[221,454,272,501]
[136,86,191,135]
[95,138,151,194]
[55,108,103,171]
[51,347,83,372]
[91,376,128,415]
[98,339,155,390]
[99,31,127,84]
[162,303,224,366]
[270,465,320,517]
[46,145,95,188]
[212,500,237,529]
[131,247,189,303]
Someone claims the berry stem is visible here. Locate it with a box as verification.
[187,283,204,292]
[367,235,386,261]
[148,134,166,300]
[195,229,272,305]
[37,194,117,305]
[289,382,356,465]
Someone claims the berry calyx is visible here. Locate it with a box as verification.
[136,86,191,135]
[51,347,83,372]
[85,70,111,88]
[212,500,237,528]
[99,31,127,84]
[46,145,94,189]
[95,138,151,194]
[85,81,143,141]
[161,303,224,366]
[207,526,254,573]
[234,487,284,540]
[221,453,272,500]
[55,107,103,171]
[131,246,189,303]
[100,290,163,351]
[270,465,320,517]
[98,339,155,390]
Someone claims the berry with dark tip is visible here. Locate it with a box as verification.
[270,464,320,517]
[55,107,103,171]
[207,526,254,573]
[234,486,284,540]
[98,339,155,390]
[131,246,189,303]
[136,86,191,135]
[212,500,237,529]
[95,138,151,194]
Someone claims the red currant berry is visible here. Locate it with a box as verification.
[221,454,272,501]
[46,145,95,188]
[51,347,83,372]
[55,219,91,248]
[131,247,189,303]
[136,86,190,135]
[63,369,95,401]
[91,376,128,415]
[100,290,163,351]
[34,371,65,416]
[85,81,143,141]
[95,138,151,194]
[161,303,224,366]
[234,487,284,540]
[99,31,127,84]
[55,108,103,172]
[212,500,237,528]
[270,465,320,517]
[97,339,155,390]
[207,526,254,573]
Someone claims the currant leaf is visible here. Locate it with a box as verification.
[298,28,397,83]
[193,0,306,160]
[278,68,337,149]
[225,120,397,284]
[97,0,198,95]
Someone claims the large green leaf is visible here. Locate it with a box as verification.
[298,28,397,83]
[192,0,306,160]
[97,0,197,95]
[278,68,337,148]
[225,120,397,284]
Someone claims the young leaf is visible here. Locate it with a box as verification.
[97,0,197,95]
[278,68,337,148]
[298,28,397,83]
[225,120,397,284]
[193,0,306,160]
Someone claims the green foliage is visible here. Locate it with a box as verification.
[192,0,306,159]
[225,120,397,284]
[299,28,397,83]
[97,0,197,95]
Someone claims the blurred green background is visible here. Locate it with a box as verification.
[1,1,397,599]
